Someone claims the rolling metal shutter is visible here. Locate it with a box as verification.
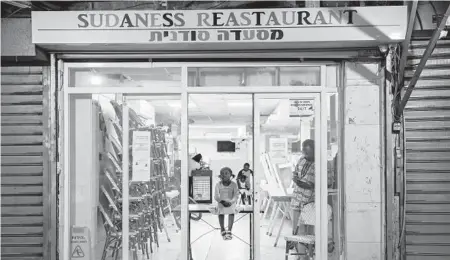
[404,39,450,260]
[1,66,49,260]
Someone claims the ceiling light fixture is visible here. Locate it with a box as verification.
[168,101,196,108]
[227,101,252,107]
[90,75,103,85]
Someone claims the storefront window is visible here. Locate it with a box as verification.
[68,93,183,260]
[279,66,321,86]
[68,67,182,88]
[65,63,342,260]
[188,67,276,87]
[188,66,321,87]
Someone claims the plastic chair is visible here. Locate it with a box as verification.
[284,203,332,260]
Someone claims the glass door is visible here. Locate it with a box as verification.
[254,93,328,260]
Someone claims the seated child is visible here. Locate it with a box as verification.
[237,174,251,205]
[214,167,239,240]
[237,163,253,205]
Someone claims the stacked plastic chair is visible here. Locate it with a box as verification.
[98,100,172,260]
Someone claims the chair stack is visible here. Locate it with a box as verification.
[98,100,172,260]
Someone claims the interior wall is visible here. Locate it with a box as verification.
[189,139,252,187]
[344,62,384,260]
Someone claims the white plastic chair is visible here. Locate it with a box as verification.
[284,203,333,260]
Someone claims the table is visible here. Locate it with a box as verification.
[174,204,254,260]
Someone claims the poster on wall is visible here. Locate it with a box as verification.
[132,131,151,182]
[269,138,288,163]
[289,99,314,117]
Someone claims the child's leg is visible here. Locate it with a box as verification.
[247,195,252,205]
[218,215,225,232]
[227,214,235,231]
[241,193,246,205]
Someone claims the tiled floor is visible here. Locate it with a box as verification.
[95,209,343,260]
[97,212,295,260]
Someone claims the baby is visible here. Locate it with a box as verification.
[214,167,239,240]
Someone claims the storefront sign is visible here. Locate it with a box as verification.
[269,138,288,162]
[32,7,407,44]
[132,131,151,182]
[71,226,91,260]
[290,99,315,117]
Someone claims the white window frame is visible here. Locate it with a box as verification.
[61,61,336,260]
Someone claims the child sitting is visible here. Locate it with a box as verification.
[237,163,253,205]
[214,167,239,240]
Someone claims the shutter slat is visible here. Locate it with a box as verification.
[1,196,43,205]
[1,146,44,155]
[1,156,44,165]
[1,216,44,225]
[1,105,43,114]
[1,226,44,235]
[1,96,43,105]
[1,85,43,94]
[1,186,43,195]
[1,67,43,74]
[1,74,42,85]
[1,115,42,124]
[1,247,43,254]
[1,206,44,216]
[1,136,43,145]
[1,176,43,185]
[1,166,43,175]
[1,237,43,246]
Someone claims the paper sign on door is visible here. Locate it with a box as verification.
[289,99,314,117]
[71,226,90,260]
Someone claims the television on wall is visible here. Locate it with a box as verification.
[217,141,236,152]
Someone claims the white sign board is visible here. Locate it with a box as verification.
[71,226,91,260]
[32,7,407,44]
[290,99,315,117]
[269,138,288,162]
[132,131,151,182]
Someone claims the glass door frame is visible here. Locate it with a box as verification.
[253,93,328,260]
[61,61,336,260]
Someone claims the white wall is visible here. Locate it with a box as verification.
[344,62,383,260]
[189,139,252,188]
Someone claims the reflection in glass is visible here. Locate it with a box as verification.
[258,97,317,259]
[279,67,321,86]
[188,94,253,260]
[69,67,181,88]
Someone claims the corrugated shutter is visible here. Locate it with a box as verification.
[1,66,47,260]
[404,40,450,260]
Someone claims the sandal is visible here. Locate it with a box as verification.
[226,231,233,240]
[221,231,227,240]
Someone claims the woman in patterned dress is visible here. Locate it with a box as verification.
[290,139,315,254]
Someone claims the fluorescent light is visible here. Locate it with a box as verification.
[90,75,103,85]
[228,101,252,107]
[204,132,232,138]
[167,101,196,108]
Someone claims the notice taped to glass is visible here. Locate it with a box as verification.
[132,131,151,182]
[289,99,314,117]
